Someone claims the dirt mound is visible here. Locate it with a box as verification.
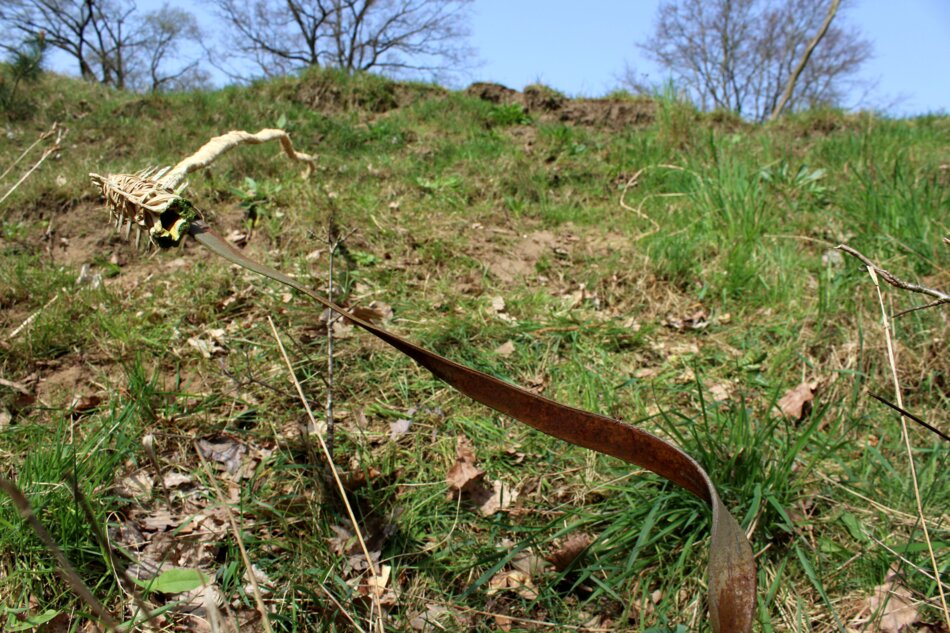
[466,82,518,104]
[295,71,447,114]
[466,82,656,129]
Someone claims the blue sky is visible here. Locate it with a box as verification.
[467,0,950,115]
[44,0,950,117]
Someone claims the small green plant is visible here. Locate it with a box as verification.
[0,35,46,118]
[230,175,283,228]
[488,102,531,127]
[759,160,828,203]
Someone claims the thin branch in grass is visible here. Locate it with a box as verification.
[194,442,274,633]
[267,316,385,633]
[0,123,60,182]
[7,293,60,341]
[866,533,950,598]
[0,477,120,632]
[66,472,168,631]
[865,264,950,626]
[869,393,949,443]
[838,244,949,315]
[0,376,33,397]
[316,583,368,633]
[322,197,358,460]
[0,124,66,208]
[325,206,339,460]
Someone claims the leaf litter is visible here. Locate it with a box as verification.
[102,428,273,631]
[445,435,518,517]
[777,380,819,421]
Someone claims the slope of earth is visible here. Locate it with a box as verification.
[0,67,947,632]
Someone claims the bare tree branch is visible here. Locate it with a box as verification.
[770,0,840,120]
[635,0,870,120]
[837,244,949,316]
[0,0,207,91]
[207,0,475,81]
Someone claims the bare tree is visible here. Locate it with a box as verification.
[207,0,475,80]
[132,7,209,92]
[634,0,871,120]
[0,0,207,92]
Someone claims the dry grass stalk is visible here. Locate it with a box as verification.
[865,264,950,627]
[6,293,59,340]
[267,316,386,633]
[194,442,274,633]
[0,123,66,208]
[0,122,60,183]
[0,477,120,632]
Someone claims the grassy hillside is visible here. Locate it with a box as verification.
[0,68,947,632]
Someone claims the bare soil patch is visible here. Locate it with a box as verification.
[466,82,657,129]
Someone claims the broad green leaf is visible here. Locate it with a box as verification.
[5,609,60,631]
[136,568,209,594]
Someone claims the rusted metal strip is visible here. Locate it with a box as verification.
[192,221,755,631]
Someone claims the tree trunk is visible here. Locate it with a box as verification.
[769,0,840,121]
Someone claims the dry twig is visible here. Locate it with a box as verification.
[0,123,66,208]
[267,316,385,633]
[865,264,950,626]
[837,244,949,316]
[194,443,274,633]
[0,122,60,182]
[0,478,120,632]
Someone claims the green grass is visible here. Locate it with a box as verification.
[0,68,947,631]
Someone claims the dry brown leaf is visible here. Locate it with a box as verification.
[511,548,547,576]
[364,564,391,599]
[68,394,102,418]
[162,471,194,488]
[665,308,709,330]
[546,532,594,572]
[477,480,519,517]
[708,382,733,402]
[487,569,538,600]
[352,563,397,606]
[350,300,393,325]
[116,471,153,501]
[197,436,247,475]
[328,524,355,556]
[388,417,412,440]
[187,335,224,358]
[494,340,516,358]
[446,436,484,493]
[868,582,919,632]
[777,381,819,421]
[493,613,513,631]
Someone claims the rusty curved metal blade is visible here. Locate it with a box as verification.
[191,222,756,632]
